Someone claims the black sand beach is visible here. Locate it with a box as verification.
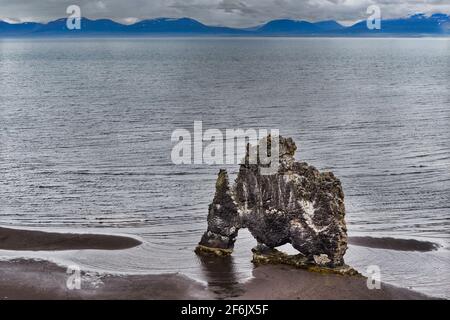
[0,259,210,300]
[0,226,440,300]
[0,259,434,300]
[236,265,433,300]
[0,227,141,251]
[348,236,440,252]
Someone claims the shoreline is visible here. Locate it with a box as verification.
[348,236,441,252]
[1,225,439,253]
[0,226,142,251]
[0,259,438,300]
[0,226,443,299]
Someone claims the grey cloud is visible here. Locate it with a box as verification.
[217,0,259,15]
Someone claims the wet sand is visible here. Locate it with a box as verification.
[237,265,433,300]
[0,227,141,251]
[0,227,440,299]
[348,236,440,252]
[0,259,210,300]
[0,259,435,300]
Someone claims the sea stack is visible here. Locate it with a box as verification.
[196,136,348,268]
[196,169,241,256]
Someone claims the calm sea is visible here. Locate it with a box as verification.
[0,38,449,298]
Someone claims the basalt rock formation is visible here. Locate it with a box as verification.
[196,136,348,269]
[197,169,240,256]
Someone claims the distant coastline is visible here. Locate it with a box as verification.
[1,13,449,38]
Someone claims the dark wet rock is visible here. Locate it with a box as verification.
[196,170,240,256]
[196,136,348,268]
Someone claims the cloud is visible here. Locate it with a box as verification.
[217,0,259,15]
[96,1,106,10]
[0,0,448,27]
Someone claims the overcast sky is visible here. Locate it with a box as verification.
[1,0,449,27]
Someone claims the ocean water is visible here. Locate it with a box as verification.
[0,38,449,298]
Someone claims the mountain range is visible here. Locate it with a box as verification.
[1,13,449,37]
